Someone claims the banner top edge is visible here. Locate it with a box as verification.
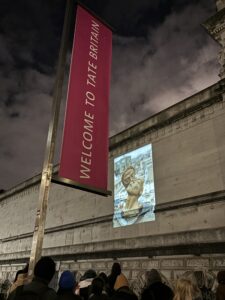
[75,1,115,32]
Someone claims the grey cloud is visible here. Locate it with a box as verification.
[0,0,67,189]
[109,2,219,135]
[0,68,57,188]
[0,35,13,64]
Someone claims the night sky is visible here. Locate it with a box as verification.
[0,0,220,190]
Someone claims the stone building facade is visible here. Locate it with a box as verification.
[1,77,225,292]
[1,0,225,295]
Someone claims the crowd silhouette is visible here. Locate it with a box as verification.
[0,257,224,300]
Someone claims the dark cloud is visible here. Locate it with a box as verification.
[0,0,220,189]
[0,1,63,189]
[0,0,65,73]
[82,0,216,37]
[109,1,219,133]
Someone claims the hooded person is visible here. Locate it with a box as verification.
[77,269,97,300]
[7,256,57,300]
[141,269,173,300]
[57,271,81,300]
[108,262,129,296]
[216,270,225,300]
[109,264,137,300]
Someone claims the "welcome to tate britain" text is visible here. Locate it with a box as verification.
[80,19,99,179]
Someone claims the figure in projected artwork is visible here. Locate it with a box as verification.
[121,166,144,217]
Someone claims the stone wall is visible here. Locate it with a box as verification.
[0,255,225,296]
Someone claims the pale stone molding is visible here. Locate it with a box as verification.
[216,0,225,11]
[203,8,225,78]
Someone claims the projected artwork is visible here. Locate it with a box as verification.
[113,144,155,227]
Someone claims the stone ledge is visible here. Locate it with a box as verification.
[1,227,225,263]
[154,189,225,212]
[0,241,225,264]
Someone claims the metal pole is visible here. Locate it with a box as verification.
[28,0,73,278]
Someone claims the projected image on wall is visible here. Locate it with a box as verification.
[113,144,156,227]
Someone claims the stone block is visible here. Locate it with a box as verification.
[107,262,113,270]
[69,263,80,271]
[122,261,140,269]
[211,258,225,268]
[8,271,14,281]
[65,232,74,245]
[161,259,184,268]
[60,263,70,271]
[121,261,128,268]
[79,262,93,270]
[173,270,186,280]
[84,243,94,252]
[186,259,209,267]
[160,270,172,281]
[131,270,140,280]
[94,262,106,270]
[123,270,131,280]
[80,227,92,243]
[141,260,159,270]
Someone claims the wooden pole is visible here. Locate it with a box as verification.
[28,0,73,278]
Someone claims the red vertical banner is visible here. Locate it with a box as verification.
[59,6,112,192]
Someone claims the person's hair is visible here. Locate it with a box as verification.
[14,263,29,282]
[92,277,104,295]
[34,257,56,282]
[173,278,200,300]
[108,262,122,290]
[14,270,23,283]
[80,269,97,281]
[193,271,205,289]
[217,271,225,284]
[111,262,121,277]
[99,272,108,285]
[145,269,161,286]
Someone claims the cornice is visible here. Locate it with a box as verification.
[1,228,225,263]
[202,8,225,42]
[109,80,225,152]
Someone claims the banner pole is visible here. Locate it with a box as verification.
[28,0,73,278]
